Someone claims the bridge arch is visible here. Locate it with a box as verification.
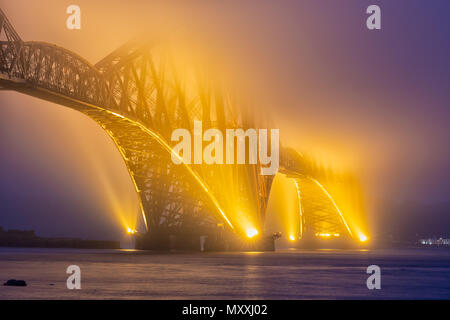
[0,8,366,242]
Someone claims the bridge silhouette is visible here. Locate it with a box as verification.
[0,9,365,249]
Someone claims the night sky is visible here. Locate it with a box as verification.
[1,0,449,241]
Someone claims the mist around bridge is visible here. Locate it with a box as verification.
[0,1,449,246]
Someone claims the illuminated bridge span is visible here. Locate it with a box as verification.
[0,9,367,247]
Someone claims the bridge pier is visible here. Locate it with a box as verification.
[134,229,275,252]
[292,233,363,249]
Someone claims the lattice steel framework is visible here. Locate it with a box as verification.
[0,8,360,240]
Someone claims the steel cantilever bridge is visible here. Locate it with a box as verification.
[0,9,367,250]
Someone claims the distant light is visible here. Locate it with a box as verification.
[316,232,331,238]
[289,235,296,241]
[359,234,367,242]
[246,228,258,238]
[127,228,136,235]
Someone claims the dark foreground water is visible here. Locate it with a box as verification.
[0,247,449,299]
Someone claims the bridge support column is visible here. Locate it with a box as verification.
[134,230,275,252]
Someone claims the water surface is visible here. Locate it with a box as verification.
[0,247,449,299]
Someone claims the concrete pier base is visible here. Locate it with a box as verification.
[135,230,275,252]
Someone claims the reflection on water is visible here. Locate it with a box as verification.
[0,247,449,299]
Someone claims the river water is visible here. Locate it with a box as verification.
[0,247,449,299]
